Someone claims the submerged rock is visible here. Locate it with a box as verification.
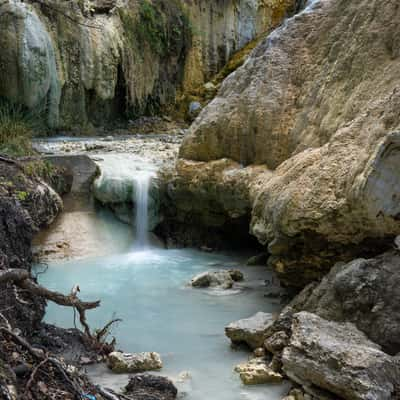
[125,374,177,400]
[282,312,400,400]
[246,253,268,266]
[190,269,244,289]
[235,357,283,385]
[107,351,162,373]
[225,312,274,349]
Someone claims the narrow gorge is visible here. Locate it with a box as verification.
[0,0,400,399]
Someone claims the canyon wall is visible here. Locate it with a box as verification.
[0,0,296,128]
[174,0,400,285]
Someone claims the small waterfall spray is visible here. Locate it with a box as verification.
[133,172,154,249]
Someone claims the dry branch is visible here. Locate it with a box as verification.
[0,269,100,338]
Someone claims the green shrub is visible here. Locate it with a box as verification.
[0,99,38,157]
[135,1,167,56]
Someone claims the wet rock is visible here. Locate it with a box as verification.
[190,269,243,289]
[253,347,266,358]
[125,374,177,400]
[235,357,283,385]
[246,253,268,266]
[188,101,202,119]
[84,142,105,151]
[107,351,162,373]
[282,312,400,400]
[225,312,274,349]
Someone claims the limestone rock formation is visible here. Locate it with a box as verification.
[271,251,400,355]
[93,159,161,228]
[282,312,400,400]
[225,312,274,349]
[191,269,244,289]
[107,351,163,373]
[235,357,283,385]
[0,0,295,127]
[176,0,400,284]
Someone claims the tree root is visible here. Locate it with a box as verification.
[0,269,102,343]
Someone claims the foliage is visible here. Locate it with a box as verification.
[23,159,56,181]
[135,0,167,55]
[16,191,28,202]
[119,0,192,58]
[0,98,42,157]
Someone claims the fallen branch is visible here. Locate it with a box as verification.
[96,386,131,400]
[0,327,85,397]
[26,356,49,392]
[0,269,100,339]
[0,327,45,359]
[95,318,122,343]
[20,278,100,338]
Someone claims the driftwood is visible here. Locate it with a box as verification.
[0,269,100,338]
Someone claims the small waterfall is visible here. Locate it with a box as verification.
[133,172,154,249]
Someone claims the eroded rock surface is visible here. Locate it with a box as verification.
[107,351,163,373]
[191,269,244,289]
[0,0,295,127]
[225,312,274,349]
[235,357,283,385]
[176,0,400,284]
[272,251,400,355]
[282,312,400,400]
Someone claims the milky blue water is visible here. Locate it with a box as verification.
[36,209,288,399]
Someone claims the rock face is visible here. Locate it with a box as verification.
[176,0,400,284]
[0,0,295,127]
[191,269,244,289]
[0,160,64,333]
[274,251,400,356]
[282,312,400,400]
[107,351,163,373]
[225,312,274,349]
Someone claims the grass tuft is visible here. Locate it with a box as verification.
[0,99,39,157]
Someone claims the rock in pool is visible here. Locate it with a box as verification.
[125,374,178,400]
[190,269,244,289]
[107,351,162,373]
[235,357,283,385]
[225,312,274,349]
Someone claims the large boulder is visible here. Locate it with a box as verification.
[225,312,274,349]
[176,0,400,285]
[271,251,400,355]
[107,351,162,373]
[282,312,400,400]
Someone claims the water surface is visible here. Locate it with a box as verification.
[36,198,288,400]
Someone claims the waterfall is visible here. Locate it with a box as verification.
[133,172,154,249]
